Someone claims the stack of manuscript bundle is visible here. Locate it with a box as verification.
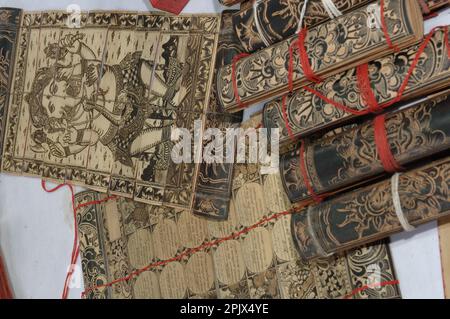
[0,8,222,211]
[233,0,449,53]
[291,154,450,261]
[217,0,424,112]
[264,27,450,147]
[77,114,401,299]
[233,0,372,53]
[280,92,450,204]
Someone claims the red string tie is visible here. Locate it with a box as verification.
[41,180,117,299]
[356,63,383,113]
[299,141,324,203]
[380,0,400,52]
[303,26,446,119]
[373,115,404,173]
[288,28,323,89]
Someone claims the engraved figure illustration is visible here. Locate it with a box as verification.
[25,32,180,169]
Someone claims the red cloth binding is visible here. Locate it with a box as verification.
[231,53,250,109]
[373,115,403,173]
[149,0,189,15]
[299,141,323,203]
[356,63,383,113]
[380,0,400,52]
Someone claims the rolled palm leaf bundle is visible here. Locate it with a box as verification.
[281,92,450,204]
[217,0,424,112]
[233,0,372,53]
[233,0,448,53]
[292,155,450,261]
[264,27,450,147]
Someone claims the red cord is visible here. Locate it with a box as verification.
[0,253,13,299]
[231,53,250,109]
[356,63,383,113]
[303,85,367,115]
[81,207,303,297]
[299,141,323,203]
[297,28,323,83]
[302,27,446,118]
[41,180,117,299]
[380,0,400,52]
[373,115,403,173]
[288,27,322,91]
[344,280,400,299]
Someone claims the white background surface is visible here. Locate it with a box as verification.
[0,0,447,299]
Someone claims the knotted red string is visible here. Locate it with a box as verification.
[231,53,250,109]
[356,63,383,113]
[41,180,116,299]
[297,28,323,84]
[373,115,403,173]
[380,0,400,52]
[302,26,447,120]
[299,141,324,203]
[82,205,305,297]
[288,27,323,91]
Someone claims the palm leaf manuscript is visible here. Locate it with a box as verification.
[281,92,450,203]
[233,0,372,53]
[0,8,21,169]
[217,0,424,112]
[77,183,399,299]
[264,28,450,147]
[0,9,221,210]
[292,155,450,261]
[77,114,400,299]
[233,0,447,53]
